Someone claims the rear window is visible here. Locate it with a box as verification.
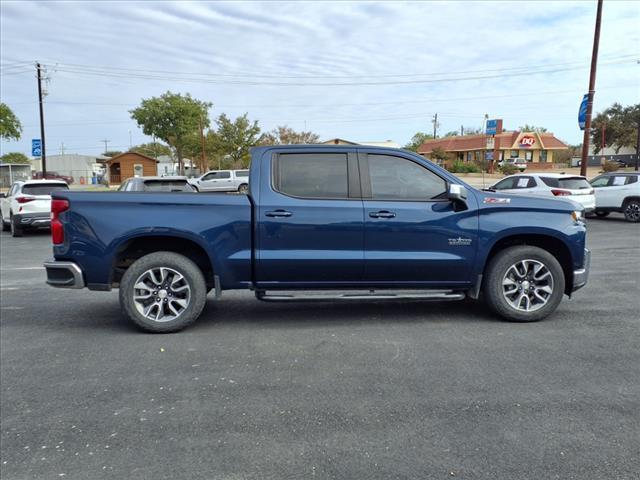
[541,177,590,189]
[236,170,249,177]
[142,180,193,192]
[22,183,69,195]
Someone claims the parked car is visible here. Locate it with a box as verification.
[488,173,595,212]
[32,171,74,185]
[498,158,528,172]
[0,180,69,237]
[118,176,195,192]
[190,169,249,193]
[43,146,590,333]
[589,172,640,222]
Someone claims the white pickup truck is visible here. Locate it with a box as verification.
[189,169,249,193]
[589,172,640,222]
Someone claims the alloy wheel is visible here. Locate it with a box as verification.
[132,267,191,322]
[502,259,554,312]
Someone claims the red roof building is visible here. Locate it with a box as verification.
[417,131,568,166]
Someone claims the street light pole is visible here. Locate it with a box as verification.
[36,62,47,175]
[580,0,603,178]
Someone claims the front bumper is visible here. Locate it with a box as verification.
[572,248,590,292]
[14,212,50,228]
[44,261,85,289]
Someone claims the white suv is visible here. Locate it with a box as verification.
[189,170,249,193]
[498,158,528,172]
[0,180,69,237]
[590,172,640,222]
[489,173,596,212]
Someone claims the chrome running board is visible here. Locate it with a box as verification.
[255,289,465,302]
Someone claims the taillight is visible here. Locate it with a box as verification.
[16,196,35,204]
[51,199,69,245]
[551,189,572,196]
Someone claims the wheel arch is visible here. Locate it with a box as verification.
[483,233,575,294]
[111,234,216,289]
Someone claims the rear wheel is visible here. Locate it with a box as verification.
[594,210,609,218]
[623,199,640,223]
[1,210,9,232]
[238,183,249,194]
[10,215,23,237]
[119,252,207,333]
[483,246,565,322]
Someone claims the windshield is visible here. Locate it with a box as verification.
[143,180,194,192]
[22,183,69,196]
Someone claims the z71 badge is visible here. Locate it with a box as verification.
[483,197,511,204]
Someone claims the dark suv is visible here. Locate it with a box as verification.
[32,171,74,185]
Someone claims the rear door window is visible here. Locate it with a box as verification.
[21,183,69,195]
[273,153,348,199]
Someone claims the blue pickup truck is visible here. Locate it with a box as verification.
[44,145,590,332]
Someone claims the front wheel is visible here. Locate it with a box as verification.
[483,246,565,322]
[119,252,207,333]
[623,199,640,223]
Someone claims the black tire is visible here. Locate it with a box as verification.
[483,246,565,322]
[119,252,207,333]
[10,215,23,237]
[623,199,640,223]
[1,210,9,232]
[238,183,249,194]
[594,210,609,218]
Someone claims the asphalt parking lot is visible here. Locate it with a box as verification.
[1,216,639,480]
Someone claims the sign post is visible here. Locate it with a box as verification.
[485,119,502,174]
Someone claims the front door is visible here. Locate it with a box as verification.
[359,152,478,286]
[256,150,363,286]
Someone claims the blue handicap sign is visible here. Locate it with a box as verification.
[578,94,589,130]
[32,139,42,157]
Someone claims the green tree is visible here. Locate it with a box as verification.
[130,142,172,159]
[0,152,30,164]
[591,103,640,154]
[463,127,483,135]
[259,125,320,145]
[444,131,460,137]
[519,124,548,133]
[130,91,211,174]
[210,113,261,168]
[0,103,22,141]
[403,132,434,152]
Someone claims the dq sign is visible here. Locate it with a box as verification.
[519,135,536,147]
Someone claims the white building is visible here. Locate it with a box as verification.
[31,154,109,184]
[156,155,198,177]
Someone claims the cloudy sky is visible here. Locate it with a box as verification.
[1,0,638,157]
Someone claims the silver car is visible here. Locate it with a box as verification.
[190,170,249,193]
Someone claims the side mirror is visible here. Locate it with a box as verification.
[448,183,467,201]
[448,183,468,211]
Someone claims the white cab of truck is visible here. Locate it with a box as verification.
[0,180,69,237]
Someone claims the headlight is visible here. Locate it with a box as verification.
[571,210,584,223]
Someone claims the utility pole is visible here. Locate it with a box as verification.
[59,142,65,155]
[432,113,438,138]
[128,130,132,150]
[36,62,47,175]
[199,114,206,173]
[460,125,464,136]
[635,123,639,171]
[101,139,110,155]
[580,0,603,178]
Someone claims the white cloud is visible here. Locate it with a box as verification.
[1,0,638,155]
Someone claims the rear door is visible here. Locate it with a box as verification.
[359,151,478,285]
[256,150,364,286]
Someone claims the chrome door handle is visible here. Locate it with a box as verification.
[265,210,293,218]
[369,211,396,219]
